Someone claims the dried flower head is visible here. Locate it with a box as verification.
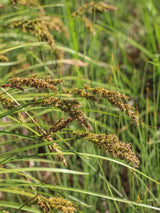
[37,195,77,213]
[10,18,55,51]
[0,55,8,62]
[92,2,117,13]
[67,86,139,126]
[88,87,138,126]
[1,75,63,91]
[72,1,117,17]
[66,88,97,101]
[72,2,94,17]
[38,97,93,130]
[48,117,74,134]
[16,0,44,12]
[0,94,15,108]
[74,131,140,167]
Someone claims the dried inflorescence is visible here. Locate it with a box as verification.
[92,1,117,13]
[72,1,117,17]
[74,131,140,167]
[72,2,94,17]
[48,117,74,134]
[88,87,138,126]
[1,75,63,91]
[0,55,8,62]
[16,0,44,13]
[38,97,93,130]
[66,88,97,101]
[37,195,77,213]
[0,94,15,108]
[67,85,139,126]
[72,1,117,35]
[0,75,139,166]
[10,18,55,51]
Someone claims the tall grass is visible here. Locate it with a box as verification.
[0,0,160,212]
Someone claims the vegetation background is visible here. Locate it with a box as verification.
[0,0,160,212]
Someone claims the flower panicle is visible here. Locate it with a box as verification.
[10,18,55,51]
[74,131,140,167]
[72,1,117,17]
[67,86,139,126]
[0,55,8,62]
[88,87,138,126]
[72,2,94,17]
[37,195,77,213]
[48,117,74,134]
[37,97,93,130]
[1,75,63,91]
[93,2,117,13]
[65,88,97,101]
[0,94,15,108]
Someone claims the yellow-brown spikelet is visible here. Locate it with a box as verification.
[0,55,8,62]
[16,0,44,12]
[44,75,63,85]
[3,75,63,91]
[65,88,97,101]
[72,1,117,17]
[74,132,140,167]
[38,97,93,130]
[88,87,138,126]
[37,195,77,213]
[92,2,117,13]
[72,2,94,17]
[10,18,55,51]
[68,86,138,126]
[48,117,74,134]
[0,94,15,108]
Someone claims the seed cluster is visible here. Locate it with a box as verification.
[72,1,117,17]
[0,94,15,107]
[37,195,77,213]
[66,88,97,101]
[0,75,139,166]
[48,117,74,134]
[2,75,63,91]
[71,1,117,35]
[74,132,140,167]
[0,55,8,62]
[66,86,139,126]
[40,97,93,130]
[10,18,55,51]
[89,87,138,126]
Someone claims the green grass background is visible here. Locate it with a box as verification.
[0,0,160,212]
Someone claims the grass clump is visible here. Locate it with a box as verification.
[0,75,139,168]
[0,0,160,212]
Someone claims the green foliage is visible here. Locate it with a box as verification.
[0,0,160,212]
